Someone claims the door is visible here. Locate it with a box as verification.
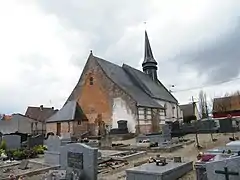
[56,123,61,136]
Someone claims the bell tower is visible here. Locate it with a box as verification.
[142,31,158,81]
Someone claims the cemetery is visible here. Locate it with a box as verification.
[195,140,240,180]
[0,122,239,179]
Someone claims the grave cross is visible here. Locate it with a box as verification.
[215,166,239,180]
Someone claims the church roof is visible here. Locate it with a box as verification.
[46,100,87,123]
[122,64,177,103]
[65,53,178,108]
[94,56,164,108]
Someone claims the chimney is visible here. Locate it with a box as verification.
[40,105,43,111]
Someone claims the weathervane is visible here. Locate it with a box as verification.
[144,21,147,30]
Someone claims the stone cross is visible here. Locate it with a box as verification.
[215,166,239,180]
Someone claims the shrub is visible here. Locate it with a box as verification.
[43,145,47,150]
[13,149,26,160]
[0,140,7,150]
[22,148,37,159]
[0,148,6,156]
[33,145,45,154]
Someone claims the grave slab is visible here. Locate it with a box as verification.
[206,156,240,180]
[226,141,240,151]
[126,161,193,180]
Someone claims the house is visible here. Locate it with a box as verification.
[62,31,182,135]
[25,105,58,134]
[0,113,43,134]
[180,103,200,123]
[212,94,240,118]
[46,100,88,136]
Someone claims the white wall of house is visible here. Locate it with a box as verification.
[111,97,136,133]
[155,100,183,122]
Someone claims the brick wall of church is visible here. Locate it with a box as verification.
[76,57,137,134]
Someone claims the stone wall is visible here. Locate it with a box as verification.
[75,56,137,134]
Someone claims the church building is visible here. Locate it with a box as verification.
[47,31,182,136]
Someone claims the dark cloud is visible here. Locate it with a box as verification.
[174,20,240,84]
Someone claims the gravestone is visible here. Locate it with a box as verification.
[28,134,44,148]
[60,143,98,180]
[60,133,71,146]
[174,156,182,163]
[206,156,240,180]
[18,160,29,170]
[100,135,112,148]
[44,135,61,166]
[162,124,171,136]
[215,167,239,180]
[2,134,21,149]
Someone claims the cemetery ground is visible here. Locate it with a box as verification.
[98,133,232,180]
[7,132,236,180]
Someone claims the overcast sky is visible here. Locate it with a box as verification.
[0,0,240,114]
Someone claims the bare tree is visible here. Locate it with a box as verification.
[199,90,208,118]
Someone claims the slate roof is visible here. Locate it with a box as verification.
[143,31,157,65]
[180,103,195,117]
[122,64,177,103]
[46,100,87,123]
[25,106,58,122]
[94,56,164,108]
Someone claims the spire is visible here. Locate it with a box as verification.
[143,31,157,65]
[142,31,158,81]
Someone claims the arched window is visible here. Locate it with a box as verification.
[89,77,94,85]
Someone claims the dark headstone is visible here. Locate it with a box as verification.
[117,120,128,130]
[60,143,98,180]
[219,119,234,133]
[174,157,182,163]
[18,160,29,170]
[28,134,44,148]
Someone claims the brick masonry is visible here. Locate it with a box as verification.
[74,56,137,134]
[46,121,88,136]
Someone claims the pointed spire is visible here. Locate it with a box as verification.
[142,30,158,81]
[143,31,157,65]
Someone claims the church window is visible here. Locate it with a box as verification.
[146,108,152,120]
[78,120,82,125]
[89,77,94,85]
[138,107,145,119]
